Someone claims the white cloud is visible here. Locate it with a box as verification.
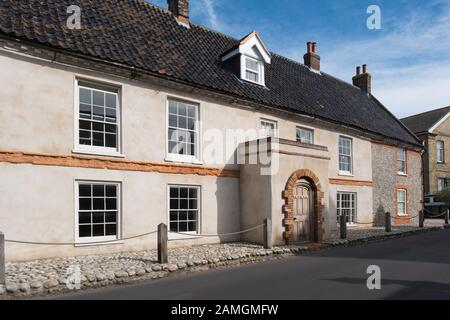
[201,0,220,29]
[320,2,450,117]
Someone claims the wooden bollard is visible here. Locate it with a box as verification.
[263,218,272,249]
[0,231,5,285]
[157,223,168,264]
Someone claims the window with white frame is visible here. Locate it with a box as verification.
[338,136,352,174]
[438,178,446,192]
[397,148,407,175]
[77,181,120,242]
[437,140,445,163]
[167,99,199,161]
[296,127,314,144]
[76,81,120,154]
[260,119,278,138]
[169,186,199,233]
[397,189,407,216]
[337,192,357,224]
[244,56,262,84]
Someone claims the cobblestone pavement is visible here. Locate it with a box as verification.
[0,221,447,298]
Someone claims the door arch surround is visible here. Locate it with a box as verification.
[282,169,325,244]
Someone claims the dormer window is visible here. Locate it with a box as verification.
[220,31,271,87]
[244,56,262,84]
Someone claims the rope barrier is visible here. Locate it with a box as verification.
[5,223,266,245]
[422,208,448,218]
[172,224,265,238]
[5,230,158,246]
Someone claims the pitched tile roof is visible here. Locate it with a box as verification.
[401,106,450,134]
[0,0,421,146]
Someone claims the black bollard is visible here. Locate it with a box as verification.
[340,214,347,239]
[385,212,392,232]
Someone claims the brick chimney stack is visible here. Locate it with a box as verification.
[303,42,320,71]
[167,0,189,25]
[352,64,372,94]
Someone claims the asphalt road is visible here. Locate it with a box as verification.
[50,229,450,300]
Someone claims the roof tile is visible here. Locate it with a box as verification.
[0,0,420,146]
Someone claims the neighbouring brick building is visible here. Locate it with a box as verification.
[371,143,423,225]
[0,0,423,261]
[402,106,450,195]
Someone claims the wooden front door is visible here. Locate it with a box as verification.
[293,180,314,242]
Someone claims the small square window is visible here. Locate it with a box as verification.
[296,127,314,144]
[242,56,264,85]
[260,119,278,138]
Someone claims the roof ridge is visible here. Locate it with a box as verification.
[271,53,363,91]
[134,0,171,14]
[401,105,450,120]
[370,95,423,145]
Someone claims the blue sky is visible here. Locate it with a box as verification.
[149,0,450,118]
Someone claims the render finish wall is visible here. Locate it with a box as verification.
[0,48,404,260]
[0,163,240,261]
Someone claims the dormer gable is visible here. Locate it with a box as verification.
[220,31,271,86]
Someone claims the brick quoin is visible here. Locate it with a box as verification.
[282,169,324,244]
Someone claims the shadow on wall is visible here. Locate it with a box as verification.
[374,204,385,227]
[215,163,241,243]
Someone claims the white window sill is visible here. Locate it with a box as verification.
[242,77,265,86]
[396,214,408,217]
[338,171,354,177]
[165,154,203,165]
[72,148,125,158]
[168,232,200,241]
[397,172,407,176]
[74,239,124,247]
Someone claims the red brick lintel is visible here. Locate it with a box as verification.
[0,151,240,178]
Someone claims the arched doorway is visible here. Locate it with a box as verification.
[282,169,324,244]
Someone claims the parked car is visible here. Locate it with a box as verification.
[424,194,447,218]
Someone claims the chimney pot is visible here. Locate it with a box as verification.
[167,0,189,24]
[352,64,371,94]
[304,41,320,71]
